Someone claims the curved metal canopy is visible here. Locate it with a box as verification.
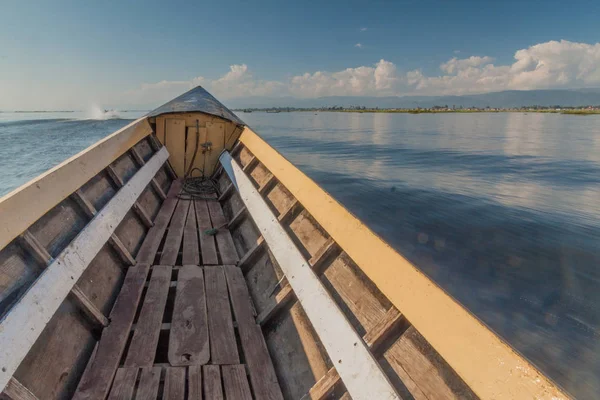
[147,86,245,126]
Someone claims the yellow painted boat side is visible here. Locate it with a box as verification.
[0,117,153,251]
[239,126,569,400]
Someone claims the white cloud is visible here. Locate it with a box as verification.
[440,56,495,74]
[355,43,363,49]
[360,27,367,32]
[124,40,600,104]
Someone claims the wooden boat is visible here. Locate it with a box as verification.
[0,87,569,400]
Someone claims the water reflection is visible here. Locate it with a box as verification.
[243,111,600,399]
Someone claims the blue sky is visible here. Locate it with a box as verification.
[2,0,600,109]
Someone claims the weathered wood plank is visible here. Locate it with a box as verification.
[207,200,239,264]
[2,378,38,400]
[169,266,210,366]
[160,199,189,265]
[222,365,253,400]
[105,164,154,229]
[237,237,265,273]
[70,286,110,327]
[304,308,405,400]
[0,118,152,253]
[129,147,167,200]
[258,174,277,196]
[20,228,110,327]
[242,155,258,173]
[73,264,150,400]
[124,265,172,367]
[227,206,247,231]
[224,265,283,400]
[0,149,168,393]
[136,180,182,263]
[256,285,293,326]
[163,367,186,400]
[203,365,224,400]
[107,368,138,400]
[164,118,186,177]
[220,152,399,400]
[256,238,337,327]
[188,365,203,400]
[195,200,218,265]
[277,198,299,225]
[182,201,200,265]
[205,266,239,365]
[132,203,154,229]
[136,367,161,400]
[217,184,234,202]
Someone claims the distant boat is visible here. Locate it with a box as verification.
[266,110,280,113]
[0,86,568,400]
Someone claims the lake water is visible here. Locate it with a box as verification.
[1,111,599,398]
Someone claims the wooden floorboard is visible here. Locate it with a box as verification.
[124,265,172,367]
[195,199,218,265]
[203,365,224,400]
[222,365,253,400]
[205,266,240,365]
[160,199,189,265]
[136,180,182,263]
[169,266,210,366]
[224,265,283,400]
[188,365,203,400]
[136,367,161,400]
[163,367,186,400]
[73,264,150,400]
[207,200,239,265]
[107,368,138,400]
[182,201,200,265]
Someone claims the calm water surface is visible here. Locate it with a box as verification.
[1,111,599,398]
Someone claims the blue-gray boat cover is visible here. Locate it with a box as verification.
[147,86,245,125]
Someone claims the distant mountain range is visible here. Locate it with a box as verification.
[224,89,600,109]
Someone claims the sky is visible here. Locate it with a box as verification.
[2,0,600,110]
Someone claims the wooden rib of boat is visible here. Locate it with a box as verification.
[0,87,569,400]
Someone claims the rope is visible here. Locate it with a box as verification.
[178,167,220,201]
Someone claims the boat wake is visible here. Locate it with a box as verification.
[86,105,123,120]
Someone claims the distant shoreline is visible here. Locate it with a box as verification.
[234,108,600,115]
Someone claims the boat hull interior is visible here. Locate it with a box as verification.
[0,87,569,400]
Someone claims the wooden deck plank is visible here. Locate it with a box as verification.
[182,201,200,265]
[203,365,224,400]
[224,265,283,400]
[222,365,253,400]
[73,264,151,400]
[205,266,240,365]
[107,368,138,400]
[195,199,218,265]
[2,378,39,400]
[124,265,172,367]
[159,199,189,265]
[136,367,161,400]
[207,200,239,264]
[188,365,203,400]
[163,367,186,400]
[136,180,182,263]
[168,266,210,366]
